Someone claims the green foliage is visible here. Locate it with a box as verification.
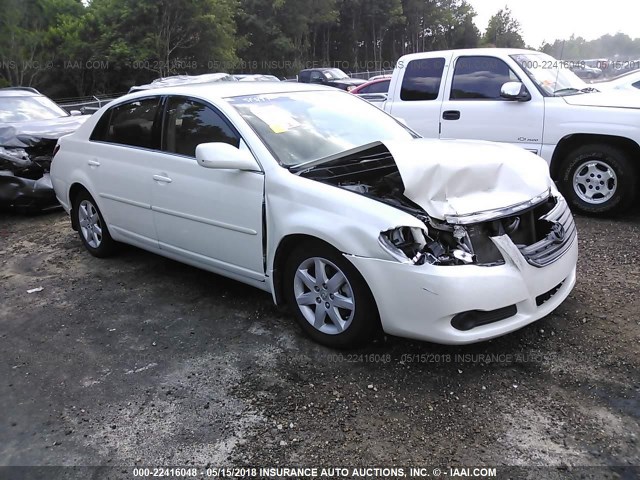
[482,7,524,49]
[3,0,635,97]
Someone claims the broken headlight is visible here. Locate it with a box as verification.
[379,226,476,266]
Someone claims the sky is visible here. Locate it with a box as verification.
[468,0,640,48]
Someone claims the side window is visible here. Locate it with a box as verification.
[299,71,310,82]
[363,80,390,94]
[91,97,160,148]
[310,71,323,82]
[400,58,446,101]
[163,97,240,157]
[450,56,520,100]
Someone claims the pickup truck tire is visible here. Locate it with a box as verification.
[559,144,637,215]
[283,242,379,349]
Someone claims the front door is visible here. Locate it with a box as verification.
[151,96,265,281]
[439,55,544,155]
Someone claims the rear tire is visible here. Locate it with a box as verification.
[558,144,637,215]
[283,242,380,349]
[72,190,117,257]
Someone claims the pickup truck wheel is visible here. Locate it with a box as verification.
[559,144,637,215]
[283,243,379,349]
[73,191,117,257]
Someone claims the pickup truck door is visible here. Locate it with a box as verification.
[439,54,544,155]
[386,53,452,138]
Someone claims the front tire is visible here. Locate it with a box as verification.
[283,242,380,349]
[72,190,117,257]
[558,144,637,215]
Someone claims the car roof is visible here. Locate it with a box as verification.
[125,81,333,101]
[0,87,41,97]
[398,47,537,61]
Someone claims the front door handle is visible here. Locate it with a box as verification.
[153,174,172,184]
[87,160,100,167]
[442,110,461,120]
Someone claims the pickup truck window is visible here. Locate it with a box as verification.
[400,58,446,101]
[450,56,519,100]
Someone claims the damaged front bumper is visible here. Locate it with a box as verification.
[0,172,58,212]
[347,230,577,344]
[349,193,578,344]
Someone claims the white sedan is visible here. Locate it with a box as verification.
[595,69,640,92]
[50,83,578,348]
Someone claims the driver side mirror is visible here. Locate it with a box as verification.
[195,142,260,171]
[500,82,531,102]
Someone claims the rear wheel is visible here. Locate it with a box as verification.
[72,190,117,257]
[283,242,379,349]
[558,144,637,215]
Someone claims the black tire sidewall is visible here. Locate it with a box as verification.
[283,242,379,349]
[559,145,637,215]
[73,191,116,257]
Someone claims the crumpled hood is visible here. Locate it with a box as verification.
[562,91,640,109]
[0,115,89,148]
[383,139,553,220]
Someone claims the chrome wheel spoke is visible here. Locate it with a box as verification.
[297,292,318,306]
[296,269,316,290]
[333,293,354,310]
[313,305,327,328]
[326,271,345,292]
[326,307,345,333]
[314,258,328,284]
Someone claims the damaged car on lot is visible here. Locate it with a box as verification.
[0,87,89,212]
[50,83,578,348]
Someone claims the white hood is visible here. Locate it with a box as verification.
[562,91,640,109]
[383,139,553,220]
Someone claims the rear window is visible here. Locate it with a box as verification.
[400,58,446,101]
[91,97,161,148]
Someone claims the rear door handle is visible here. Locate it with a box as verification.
[153,174,172,184]
[87,160,100,167]
[442,110,461,120]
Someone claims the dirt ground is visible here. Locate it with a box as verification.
[0,208,639,479]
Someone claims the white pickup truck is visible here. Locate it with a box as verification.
[379,48,639,215]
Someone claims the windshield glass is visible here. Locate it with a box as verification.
[0,95,69,122]
[323,69,349,80]
[228,90,415,166]
[511,54,588,96]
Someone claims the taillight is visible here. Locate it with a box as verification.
[52,144,60,158]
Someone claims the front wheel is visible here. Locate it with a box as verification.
[558,144,637,215]
[283,242,380,349]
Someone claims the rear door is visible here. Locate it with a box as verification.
[87,96,162,249]
[439,55,544,154]
[387,53,451,138]
[151,96,265,281]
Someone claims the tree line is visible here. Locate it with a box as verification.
[0,0,637,98]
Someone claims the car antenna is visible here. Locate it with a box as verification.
[555,40,565,93]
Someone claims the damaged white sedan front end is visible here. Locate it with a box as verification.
[290,139,577,344]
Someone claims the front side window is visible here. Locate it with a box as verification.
[400,58,446,101]
[450,56,520,100]
[163,97,239,157]
[92,97,161,148]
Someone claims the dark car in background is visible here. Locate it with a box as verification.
[297,68,366,91]
[0,87,89,212]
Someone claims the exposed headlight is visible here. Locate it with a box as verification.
[379,226,476,266]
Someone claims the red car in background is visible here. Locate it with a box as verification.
[350,78,391,95]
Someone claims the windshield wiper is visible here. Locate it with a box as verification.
[553,88,581,96]
[580,87,600,93]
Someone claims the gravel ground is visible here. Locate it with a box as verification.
[0,208,639,479]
